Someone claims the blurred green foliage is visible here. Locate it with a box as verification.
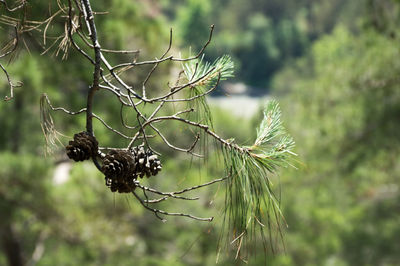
[271,24,400,265]
[175,0,212,52]
[1,0,400,265]
[164,0,364,89]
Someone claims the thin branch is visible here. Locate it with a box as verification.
[120,103,137,130]
[141,28,173,98]
[0,0,25,12]
[187,133,200,153]
[1,26,21,101]
[100,48,140,54]
[92,113,133,140]
[134,112,153,152]
[111,25,215,70]
[42,93,86,115]
[169,177,227,195]
[148,123,203,157]
[125,90,152,149]
[43,94,135,140]
[76,29,139,54]
[135,176,226,197]
[144,115,246,153]
[126,100,165,145]
[80,0,102,171]
[144,195,199,204]
[67,0,95,64]
[173,108,195,117]
[132,191,213,222]
[1,63,22,101]
[99,72,129,103]
[100,52,142,99]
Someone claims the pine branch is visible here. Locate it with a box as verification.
[182,55,234,132]
[220,100,296,257]
[182,54,234,88]
[33,1,296,261]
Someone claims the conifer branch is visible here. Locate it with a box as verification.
[220,100,296,257]
[33,0,296,260]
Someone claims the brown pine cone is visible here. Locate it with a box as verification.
[102,150,136,180]
[131,146,162,178]
[105,175,136,193]
[66,131,98,162]
[102,150,137,193]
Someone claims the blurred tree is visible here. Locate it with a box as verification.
[164,0,367,89]
[272,16,400,266]
[234,14,280,87]
[175,0,212,51]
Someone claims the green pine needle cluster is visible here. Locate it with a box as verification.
[182,56,295,257]
[250,100,296,171]
[182,55,234,127]
[221,100,296,258]
[182,54,234,88]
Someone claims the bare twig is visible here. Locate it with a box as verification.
[75,28,139,54]
[67,0,95,64]
[143,115,246,153]
[132,190,213,222]
[1,26,22,101]
[144,195,199,204]
[141,28,173,98]
[1,63,22,101]
[43,94,136,140]
[111,25,215,70]
[147,123,203,157]
[135,177,226,198]
[0,0,25,12]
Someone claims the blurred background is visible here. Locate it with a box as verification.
[1,0,400,265]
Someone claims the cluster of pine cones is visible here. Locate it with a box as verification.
[66,132,162,193]
[102,146,162,193]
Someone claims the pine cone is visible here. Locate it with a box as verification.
[105,175,136,193]
[102,150,136,179]
[102,147,162,193]
[131,146,162,178]
[131,145,147,178]
[66,131,98,162]
[147,153,162,176]
[102,150,137,193]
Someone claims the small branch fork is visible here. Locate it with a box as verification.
[38,0,241,221]
[133,177,227,222]
[1,27,22,101]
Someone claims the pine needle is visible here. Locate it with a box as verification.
[220,100,296,258]
[40,93,63,155]
[182,54,234,88]
[182,55,234,128]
